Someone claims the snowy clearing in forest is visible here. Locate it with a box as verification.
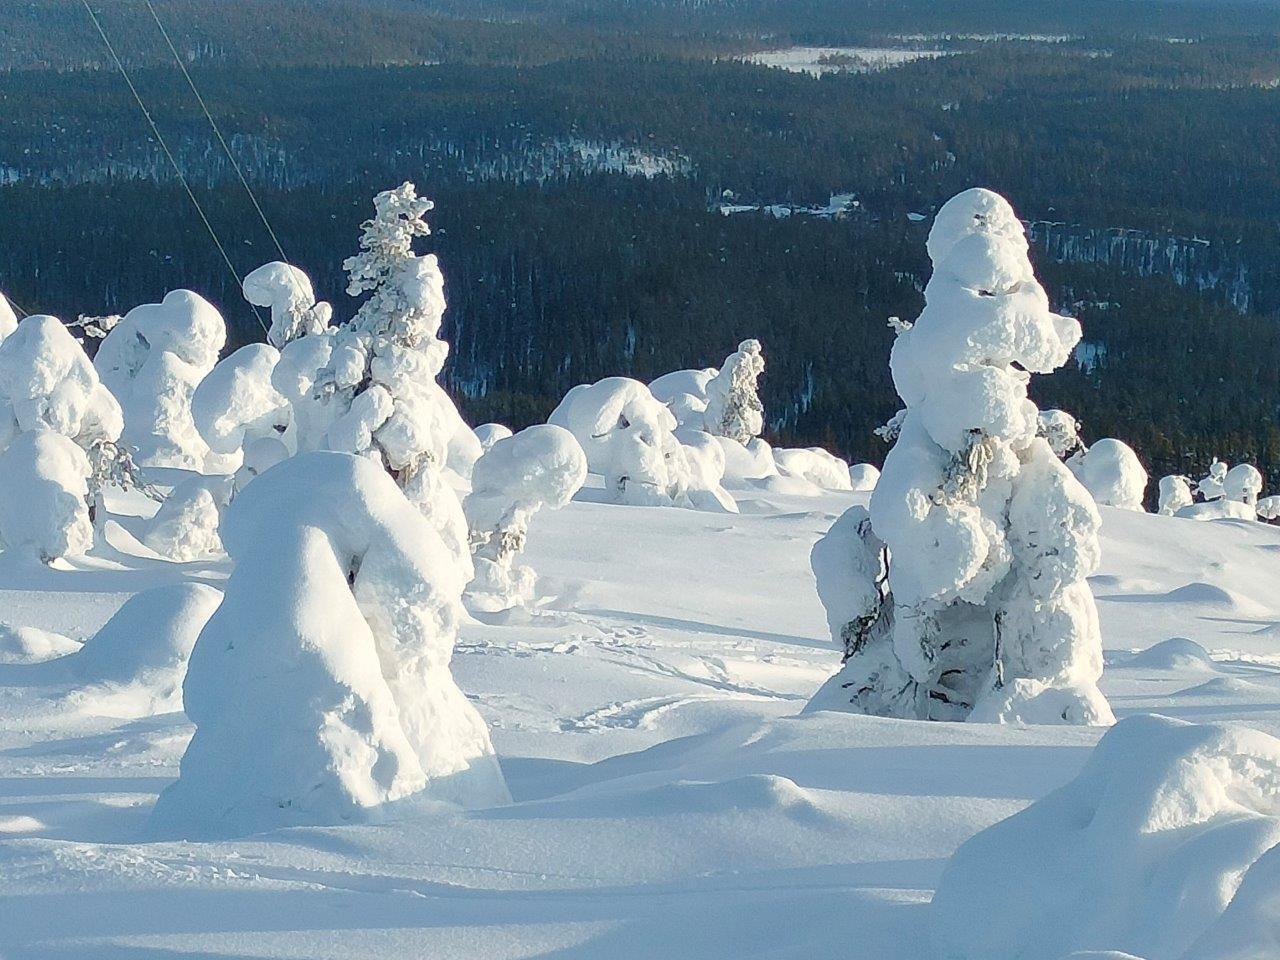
[4,485,1280,957]
[742,46,947,77]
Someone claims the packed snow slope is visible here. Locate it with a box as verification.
[2,483,1280,959]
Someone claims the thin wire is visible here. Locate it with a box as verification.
[78,0,270,335]
[5,294,32,318]
[141,0,296,274]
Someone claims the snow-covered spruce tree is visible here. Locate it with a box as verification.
[1197,458,1229,502]
[808,188,1112,725]
[242,261,332,348]
[304,183,480,562]
[703,338,765,444]
[149,452,509,838]
[0,314,138,560]
[94,290,226,469]
[1158,475,1194,516]
[1224,462,1263,507]
[1068,437,1148,511]
[463,425,587,613]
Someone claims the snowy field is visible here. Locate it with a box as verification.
[2,483,1280,958]
[742,46,946,77]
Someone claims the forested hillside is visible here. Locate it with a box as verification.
[3,0,1280,484]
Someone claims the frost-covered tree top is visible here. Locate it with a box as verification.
[1197,458,1228,502]
[342,181,447,355]
[243,262,332,348]
[703,339,765,444]
[1224,462,1263,506]
[94,290,226,469]
[810,187,1110,726]
[1037,409,1082,459]
[1158,474,1194,516]
[474,422,513,452]
[0,428,93,562]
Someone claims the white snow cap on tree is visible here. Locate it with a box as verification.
[1224,462,1263,506]
[191,343,294,485]
[474,422,513,452]
[1158,475,1194,516]
[94,290,226,469]
[142,474,235,562]
[242,261,332,348]
[649,367,716,428]
[1037,408,1082,458]
[703,339,765,443]
[149,452,508,839]
[1258,495,1280,521]
[0,429,93,562]
[1197,458,1229,501]
[464,424,587,612]
[930,715,1280,960]
[1069,438,1148,511]
[808,187,1112,725]
[848,463,880,492]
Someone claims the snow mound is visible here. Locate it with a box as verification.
[474,422,513,452]
[931,714,1280,960]
[0,622,79,664]
[1173,677,1263,698]
[1177,499,1257,522]
[848,462,880,491]
[774,447,853,491]
[1125,637,1215,671]
[68,582,222,713]
[149,452,507,839]
[0,428,92,562]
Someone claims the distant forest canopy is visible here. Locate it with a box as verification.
[2,2,1280,488]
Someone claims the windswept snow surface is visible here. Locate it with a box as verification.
[4,492,1280,956]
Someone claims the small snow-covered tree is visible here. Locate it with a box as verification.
[703,339,765,444]
[1158,475,1194,516]
[149,452,508,838]
[192,343,294,486]
[474,423,513,452]
[0,314,136,559]
[1068,438,1148,511]
[242,261,332,348]
[649,367,717,429]
[463,424,587,613]
[94,290,226,469]
[1224,463,1263,507]
[1197,458,1229,502]
[808,188,1112,725]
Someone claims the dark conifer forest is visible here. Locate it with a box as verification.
[4,0,1280,483]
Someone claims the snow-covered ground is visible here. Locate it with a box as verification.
[2,480,1280,958]
[742,47,946,77]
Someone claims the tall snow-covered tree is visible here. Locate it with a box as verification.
[808,188,1112,726]
[703,339,765,444]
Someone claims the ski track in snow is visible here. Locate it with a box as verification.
[3,487,1280,957]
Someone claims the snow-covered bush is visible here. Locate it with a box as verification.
[703,339,765,443]
[1069,438,1148,511]
[464,425,587,612]
[848,463,880,492]
[142,475,235,561]
[930,714,1280,960]
[149,452,507,838]
[475,422,513,452]
[649,367,716,428]
[773,447,854,491]
[94,290,225,469]
[1038,408,1082,458]
[673,427,738,512]
[1224,462,1263,507]
[67,582,222,716]
[808,188,1111,725]
[242,261,332,348]
[0,429,93,562]
[191,343,293,484]
[1258,496,1280,522]
[1158,475,1194,516]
